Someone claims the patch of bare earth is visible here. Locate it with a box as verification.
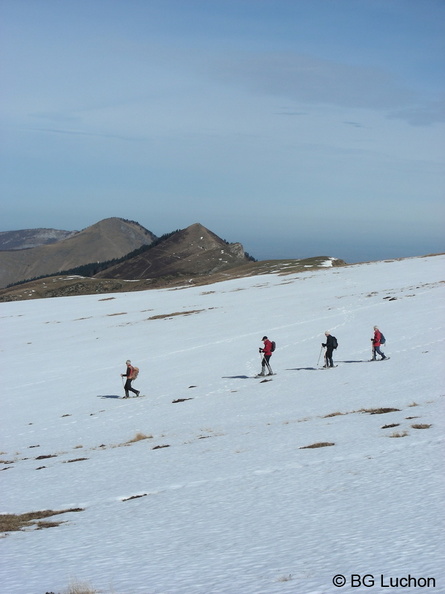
[1,508,84,533]
[300,442,335,449]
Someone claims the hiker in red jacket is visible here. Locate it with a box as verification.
[121,360,140,398]
[258,336,274,376]
[371,326,387,360]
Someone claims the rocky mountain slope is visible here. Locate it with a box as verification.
[0,218,156,288]
[94,223,250,281]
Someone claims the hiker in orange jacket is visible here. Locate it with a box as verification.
[121,360,140,398]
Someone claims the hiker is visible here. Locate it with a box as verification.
[258,336,274,376]
[371,326,387,360]
[322,331,337,368]
[121,360,140,398]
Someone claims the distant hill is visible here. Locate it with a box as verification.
[0,218,349,302]
[0,256,346,302]
[0,228,75,250]
[0,218,156,288]
[94,223,251,281]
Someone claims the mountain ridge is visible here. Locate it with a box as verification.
[0,218,350,301]
[0,228,76,250]
[94,222,250,281]
[0,218,157,288]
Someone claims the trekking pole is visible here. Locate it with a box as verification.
[259,349,265,373]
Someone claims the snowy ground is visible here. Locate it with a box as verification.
[1,255,444,594]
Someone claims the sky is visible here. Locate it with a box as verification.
[1,0,444,262]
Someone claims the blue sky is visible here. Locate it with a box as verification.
[1,0,444,262]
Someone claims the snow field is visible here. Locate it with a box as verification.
[1,255,444,593]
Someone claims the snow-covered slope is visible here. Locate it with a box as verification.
[1,256,444,594]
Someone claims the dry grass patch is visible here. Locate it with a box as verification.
[122,493,148,502]
[300,442,335,449]
[323,411,346,418]
[99,432,153,450]
[1,508,84,533]
[389,431,409,438]
[381,423,400,429]
[411,423,432,429]
[360,407,400,415]
[125,432,153,444]
[148,309,204,320]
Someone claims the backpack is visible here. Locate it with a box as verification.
[271,341,276,352]
[380,333,386,345]
[130,366,139,380]
[332,336,338,349]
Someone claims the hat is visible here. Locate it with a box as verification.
[262,336,268,340]
[126,360,131,364]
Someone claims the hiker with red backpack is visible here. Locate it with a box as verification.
[258,336,275,376]
[121,360,140,398]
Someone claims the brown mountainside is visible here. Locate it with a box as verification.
[0,218,156,288]
[0,256,347,302]
[95,223,250,281]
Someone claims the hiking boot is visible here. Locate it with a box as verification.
[136,391,140,396]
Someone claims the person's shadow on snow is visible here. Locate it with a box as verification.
[98,394,121,399]
[287,367,319,371]
[222,375,251,379]
[337,360,366,363]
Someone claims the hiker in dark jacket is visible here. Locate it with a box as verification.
[258,336,274,376]
[322,331,337,368]
[121,360,140,398]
